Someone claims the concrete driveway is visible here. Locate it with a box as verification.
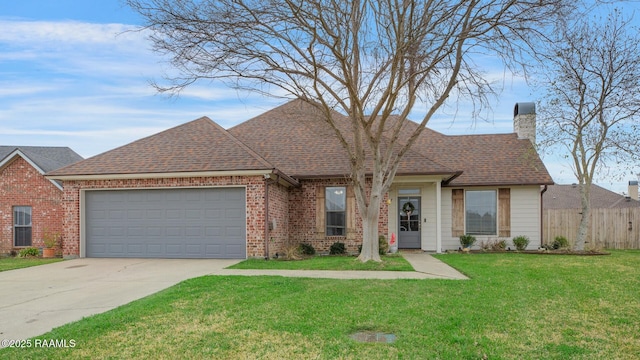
[0,258,240,342]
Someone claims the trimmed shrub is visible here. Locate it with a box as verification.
[19,247,39,257]
[553,236,569,249]
[459,234,476,249]
[357,237,390,255]
[298,243,316,256]
[329,242,346,255]
[379,235,389,255]
[512,235,530,251]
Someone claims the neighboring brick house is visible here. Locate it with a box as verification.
[0,146,83,254]
[48,100,553,259]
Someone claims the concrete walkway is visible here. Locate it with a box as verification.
[217,252,468,280]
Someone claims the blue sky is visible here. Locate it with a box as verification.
[0,0,636,194]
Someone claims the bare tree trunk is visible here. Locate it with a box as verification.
[355,166,387,263]
[575,185,590,251]
[358,206,382,262]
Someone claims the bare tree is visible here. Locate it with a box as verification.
[127,0,568,262]
[538,9,640,251]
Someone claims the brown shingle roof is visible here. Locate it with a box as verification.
[397,120,553,186]
[231,100,552,185]
[544,184,640,209]
[228,100,456,178]
[49,99,554,186]
[48,117,273,176]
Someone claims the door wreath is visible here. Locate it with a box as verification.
[402,201,415,215]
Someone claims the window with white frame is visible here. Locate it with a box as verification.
[465,190,497,235]
[14,206,32,247]
[325,187,346,236]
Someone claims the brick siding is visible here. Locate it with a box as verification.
[0,157,64,254]
[58,175,391,259]
[288,178,389,254]
[266,181,290,257]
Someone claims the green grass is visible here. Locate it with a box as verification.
[0,257,62,272]
[2,251,639,359]
[228,254,414,271]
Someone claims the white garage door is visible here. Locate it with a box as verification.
[85,188,246,259]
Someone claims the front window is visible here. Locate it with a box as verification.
[326,187,346,236]
[14,206,32,247]
[465,190,496,235]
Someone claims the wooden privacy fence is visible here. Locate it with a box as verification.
[543,208,640,249]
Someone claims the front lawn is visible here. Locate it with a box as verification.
[0,257,62,272]
[2,251,639,359]
[228,254,414,271]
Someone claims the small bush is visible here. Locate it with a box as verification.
[512,236,530,251]
[479,239,507,252]
[479,240,491,251]
[282,245,301,260]
[459,234,476,248]
[357,237,390,255]
[298,243,316,256]
[19,247,39,257]
[492,239,507,251]
[379,235,389,255]
[329,242,346,255]
[553,236,569,249]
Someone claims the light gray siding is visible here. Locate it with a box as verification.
[441,186,542,250]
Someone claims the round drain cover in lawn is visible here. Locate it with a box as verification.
[350,331,396,343]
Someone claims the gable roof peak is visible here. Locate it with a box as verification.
[48,116,275,177]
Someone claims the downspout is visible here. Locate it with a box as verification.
[264,171,283,260]
[264,175,270,260]
[540,185,548,248]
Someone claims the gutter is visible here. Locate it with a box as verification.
[272,168,300,188]
[263,171,283,260]
[442,171,463,186]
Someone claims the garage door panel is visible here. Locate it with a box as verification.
[226,226,243,237]
[147,227,163,236]
[109,227,125,236]
[147,244,163,255]
[86,188,246,258]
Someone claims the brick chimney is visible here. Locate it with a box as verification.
[514,102,536,145]
[629,180,639,201]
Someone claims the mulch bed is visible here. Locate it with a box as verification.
[451,249,610,256]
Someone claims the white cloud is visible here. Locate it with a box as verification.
[0,20,138,46]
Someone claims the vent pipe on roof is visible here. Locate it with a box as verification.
[629,180,639,201]
[514,102,536,145]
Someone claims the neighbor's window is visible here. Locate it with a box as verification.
[326,187,346,236]
[14,206,32,247]
[465,190,497,235]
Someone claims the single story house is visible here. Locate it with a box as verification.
[0,146,83,254]
[47,100,553,259]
